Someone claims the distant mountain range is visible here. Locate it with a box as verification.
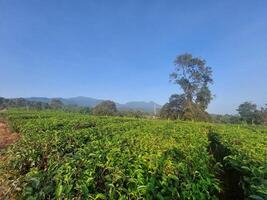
[26,96,162,113]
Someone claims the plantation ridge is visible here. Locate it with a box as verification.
[0,110,266,199]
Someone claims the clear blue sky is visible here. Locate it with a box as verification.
[1,0,266,114]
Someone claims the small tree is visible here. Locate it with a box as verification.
[92,100,117,116]
[50,98,64,109]
[159,94,186,120]
[79,107,91,114]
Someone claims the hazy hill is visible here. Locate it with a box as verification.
[117,101,161,113]
[26,96,161,113]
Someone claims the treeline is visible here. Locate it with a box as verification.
[211,102,267,125]
[0,97,148,118]
[1,97,266,124]
[0,97,50,110]
[160,100,267,125]
[0,97,72,110]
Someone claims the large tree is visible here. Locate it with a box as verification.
[164,53,213,121]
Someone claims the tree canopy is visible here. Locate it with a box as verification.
[50,99,64,109]
[170,53,213,102]
[159,94,186,120]
[237,102,266,124]
[92,100,117,116]
[0,97,50,110]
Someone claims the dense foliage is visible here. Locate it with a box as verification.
[0,97,50,110]
[210,102,267,125]
[92,100,117,116]
[0,110,266,199]
[237,102,267,125]
[162,53,213,121]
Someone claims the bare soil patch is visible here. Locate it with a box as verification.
[0,121,19,199]
[0,121,18,149]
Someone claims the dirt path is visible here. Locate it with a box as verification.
[0,121,19,199]
[0,121,18,149]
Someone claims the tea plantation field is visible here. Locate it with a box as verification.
[0,111,266,199]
